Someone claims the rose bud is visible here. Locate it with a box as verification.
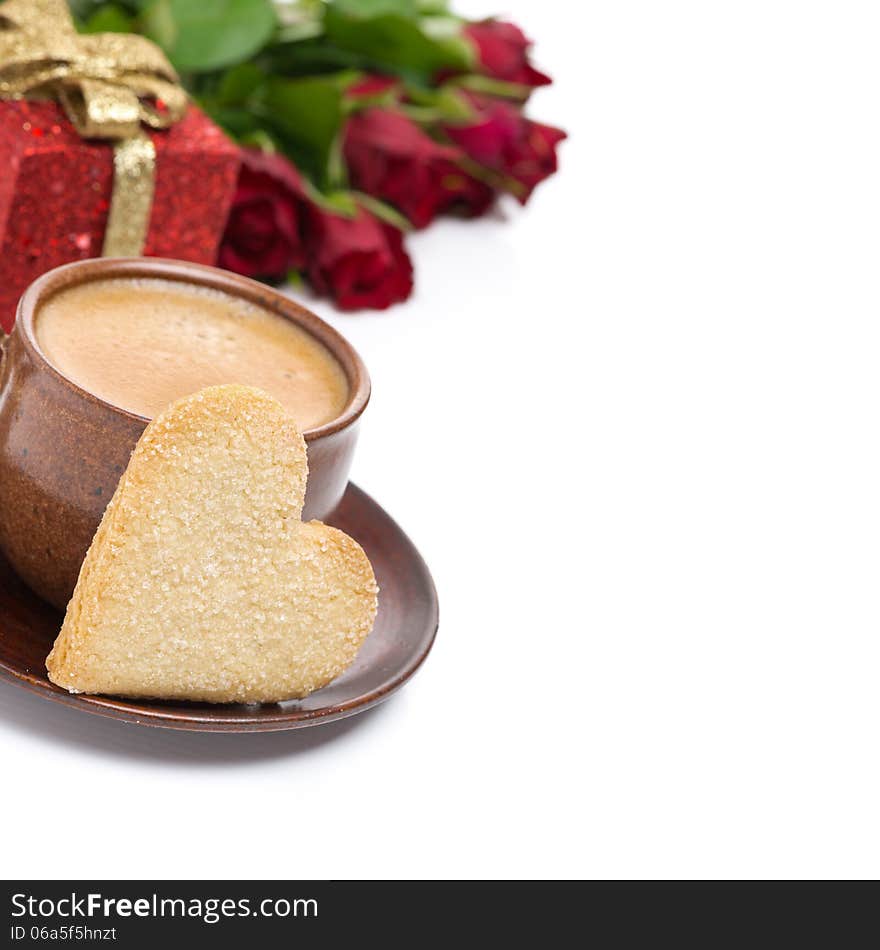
[218,149,307,282]
[344,108,495,227]
[304,204,414,311]
[464,19,552,88]
[443,96,566,204]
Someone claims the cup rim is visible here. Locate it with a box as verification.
[14,257,371,442]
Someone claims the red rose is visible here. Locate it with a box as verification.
[443,97,565,204]
[218,149,307,281]
[432,164,496,220]
[464,20,551,88]
[344,107,494,227]
[304,204,413,311]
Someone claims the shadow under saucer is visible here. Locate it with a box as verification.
[0,483,438,734]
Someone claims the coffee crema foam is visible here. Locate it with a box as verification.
[36,278,350,431]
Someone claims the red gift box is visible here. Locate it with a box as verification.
[0,100,240,333]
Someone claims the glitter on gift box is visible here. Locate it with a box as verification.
[0,101,240,333]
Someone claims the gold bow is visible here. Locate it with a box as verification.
[0,0,189,255]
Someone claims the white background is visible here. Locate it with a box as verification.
[4,0,880,879]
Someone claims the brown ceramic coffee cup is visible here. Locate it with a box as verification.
[0,258,370,611]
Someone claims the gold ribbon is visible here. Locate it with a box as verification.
[0,0,188,255]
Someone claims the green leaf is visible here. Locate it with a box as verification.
[273,0,325,42]
[259,39,374,77]
[275,19,324,43]
[261,75,349,188]
[323,7,473,81]
[419,13,465,41]
[141,0,177,50]
[351,192,412,230]
[199,104,263,138]
[71,0,148,18]
[216,63,267,104]
[330,0,420,16]
[69,0,99,17]
[404,82,472,120]
[449,74,533,102]
[142,0,277,72]
[238,128,278,152]
[314,190,359,217]
[78,4,135,33]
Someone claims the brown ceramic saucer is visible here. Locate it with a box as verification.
[0,484,438,733]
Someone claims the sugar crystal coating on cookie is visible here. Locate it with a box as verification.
[46,385,378,703]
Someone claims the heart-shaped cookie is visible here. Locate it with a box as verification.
[46,385,378,703]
